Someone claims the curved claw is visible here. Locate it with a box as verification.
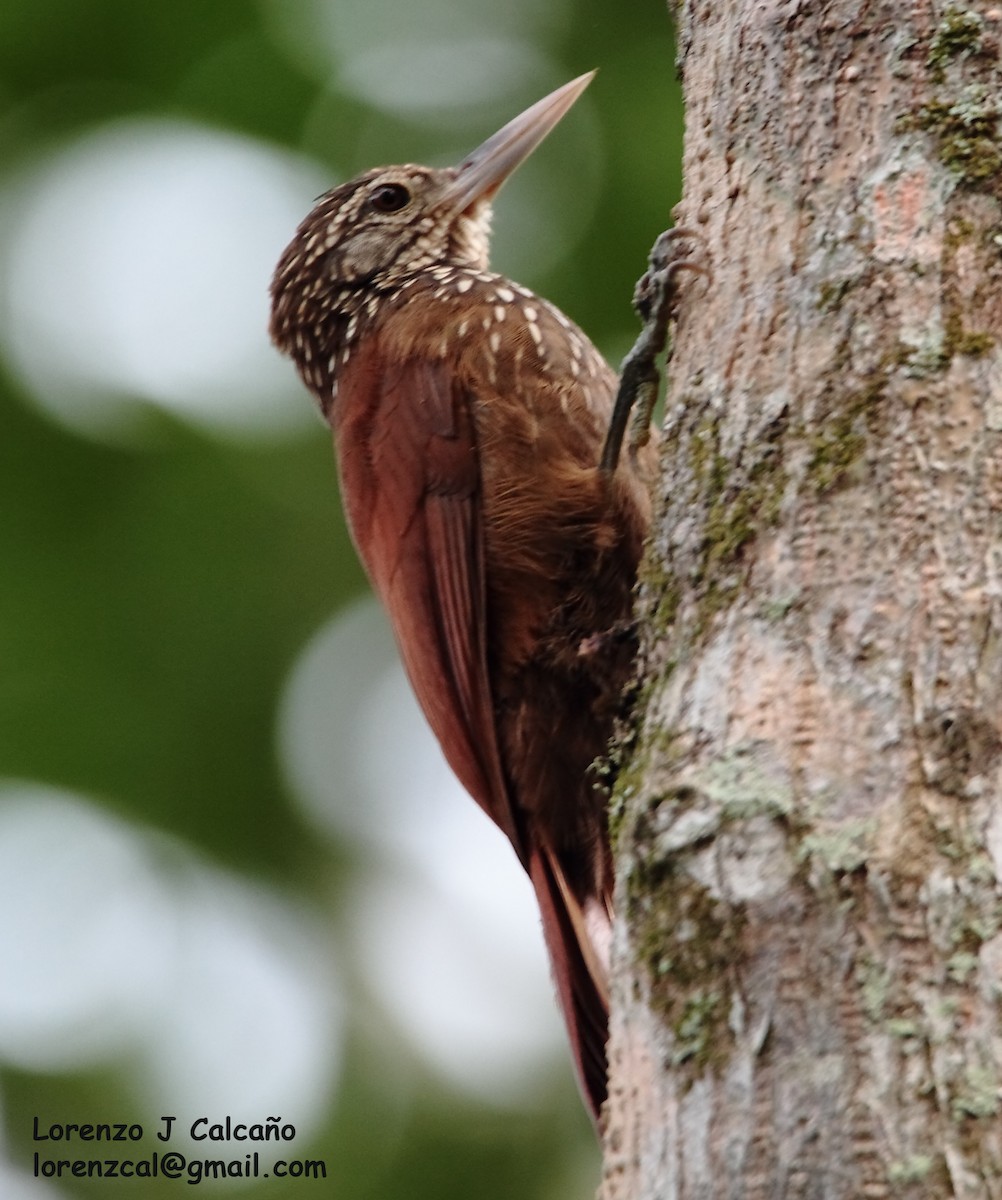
[633,227,711,320]
[600,227,711,475]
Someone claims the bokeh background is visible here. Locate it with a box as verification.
[0,1,682,1196]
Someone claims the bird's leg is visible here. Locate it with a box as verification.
[600,228,708,475]
[576,617,639,661]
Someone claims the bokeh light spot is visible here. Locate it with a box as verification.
[264,0,570,94]
[0,784,173,1069]
[340,40,550,114]
[138,863,339,1135]
[0,784,341,1133]
[0,121,327,441]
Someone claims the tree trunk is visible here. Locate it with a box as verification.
[601,3,1002,1197]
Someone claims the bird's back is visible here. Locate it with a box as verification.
[331,266,654,1117]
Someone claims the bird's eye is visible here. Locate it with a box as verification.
[369,183,411,213]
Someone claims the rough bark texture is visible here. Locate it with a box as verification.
[601,3,1002,1197]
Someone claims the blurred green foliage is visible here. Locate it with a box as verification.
[0,0,682,1195]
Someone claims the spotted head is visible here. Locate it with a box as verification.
[269,72,594,401]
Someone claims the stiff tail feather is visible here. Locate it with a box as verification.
[528,847,611,1124]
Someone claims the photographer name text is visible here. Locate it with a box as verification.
[34,1115,298,1143]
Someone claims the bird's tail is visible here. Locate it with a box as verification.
[528,846,612,1125]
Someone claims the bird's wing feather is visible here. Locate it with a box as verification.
[333,342,610,1121]
[333,346,525,860]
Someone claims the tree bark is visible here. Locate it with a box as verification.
[601,3,1002,1197]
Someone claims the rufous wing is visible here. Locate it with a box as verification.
[331,343,609,1120]
[333,345,523,859]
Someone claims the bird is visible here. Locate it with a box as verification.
[270,72,656,1124]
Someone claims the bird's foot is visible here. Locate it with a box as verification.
[600,228,709,474]
[576,617,638,662]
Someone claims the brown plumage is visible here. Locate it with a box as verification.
[270,74,655,1123]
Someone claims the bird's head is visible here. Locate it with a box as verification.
[270,72,594,355]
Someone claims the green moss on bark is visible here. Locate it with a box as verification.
[927,7,986,83]
[627,838,745,1071]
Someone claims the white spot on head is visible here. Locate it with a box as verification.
[496,286,514,303]
[489,331,501,354]
[493,305,506,322]
[522,305,538,323]
[456,276,474,294]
